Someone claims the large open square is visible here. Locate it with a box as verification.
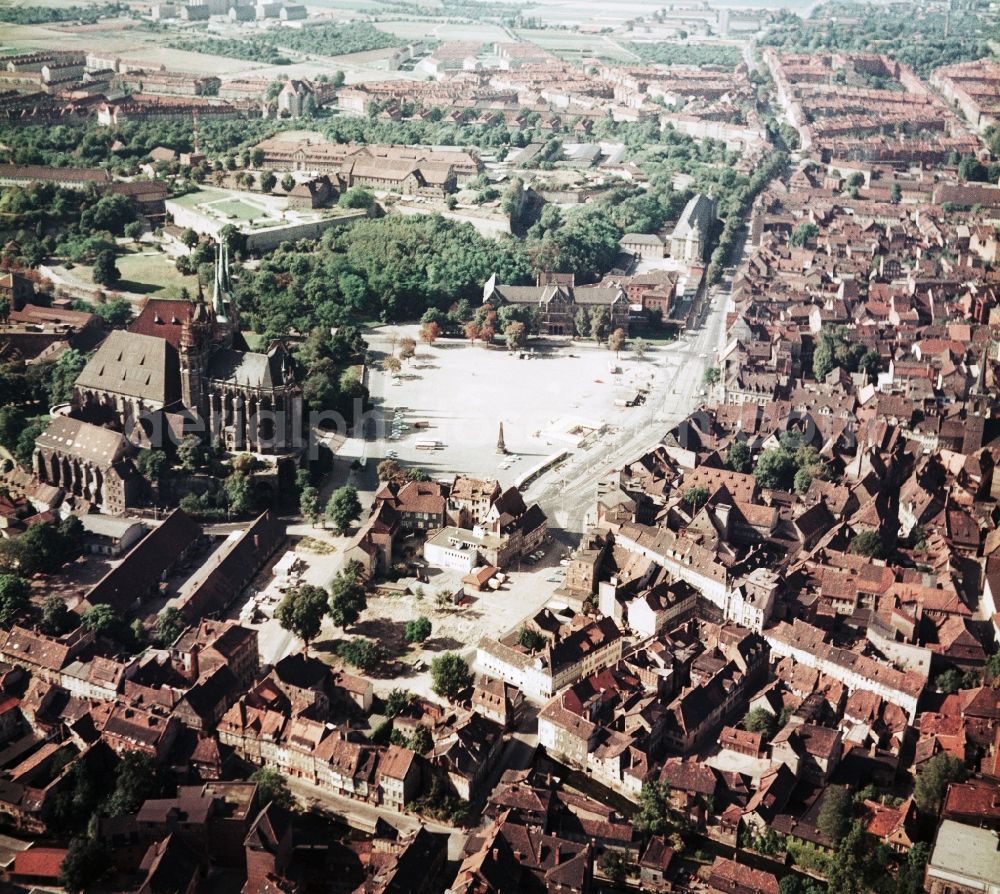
[365,326,667,489]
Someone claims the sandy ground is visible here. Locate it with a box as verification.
[366,325,662,489]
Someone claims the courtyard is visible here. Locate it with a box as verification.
[227,519,567,702]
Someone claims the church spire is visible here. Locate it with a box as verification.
[212,241,229,323]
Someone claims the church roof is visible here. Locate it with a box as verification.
[75,330,179,405]
[129,299,198,350]
[205,346,288,389]
[36,417,126,467]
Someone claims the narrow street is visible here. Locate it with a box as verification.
[286,777,469,861]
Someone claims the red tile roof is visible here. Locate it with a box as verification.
[13,847,67,879]
[129,298,198,350]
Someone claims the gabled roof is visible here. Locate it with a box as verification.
[75,329,179,404]
[87,508,200,612]
[129,298,198,350]
[35,417,127,468]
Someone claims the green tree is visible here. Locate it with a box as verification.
[409,723,433,754]
[632,337,648,359]
[790,222,819,246]
[430,652,472,700]
[826,819,888,894]
[275,584,329,653]
[793,467,815,496]
[153,606,185,647]
[683,486,709,513]
[135,449,169,480]
[180,227,200,249]
[754,447,798,491]
[377,459,404,483]
[933,668,964,694]
[913,753,964,815]
[0,574,29,626]
[817,785,852,839]
[46,348,89,405]
[12,519,81,574]
[589,306,610,344]
[15,418,48,467]
[105,751,162,816]
[250,767,294,808]
[177,436,211,472]
[337,637,383,671]
[384,688,413,717]
[849,530,885,559]
[326,484,361,534]
[0,405,25,453]
[40,593,73,636]
[404,616,432,644]
[985,650,1000,684]
[299,485,320,523]
[703,367,720,385]
[895,842,930,894]
[517,626,546,651]
[92,249,120,286]
[634,780,672,836]
[601,850,626,883]
[727,440,752,473]
[60,835,110,893]
[608,327,626,357]
[813,326,877,381]
[959,156,988,182]
[224,471,255,515]
[281,173,295,193]
[93,298,132,329]
[574,306,591,338]
[504,321,527,351]
[260,170,277,192]
[339,187,374,209]
[328,564,366,630]
[81,603,123,638]
[744,707,777,739]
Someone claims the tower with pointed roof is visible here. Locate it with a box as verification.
[211,241,239,350]
[179,299,212,415]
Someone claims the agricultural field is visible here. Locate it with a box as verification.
[372,19,512,42]
[512,28,639,61]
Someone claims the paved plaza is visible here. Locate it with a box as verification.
[366,328,670,489]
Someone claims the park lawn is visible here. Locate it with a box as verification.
[111,251,201,298]
[210,198,263,221]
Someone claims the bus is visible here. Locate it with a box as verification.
[415,440,442,451]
